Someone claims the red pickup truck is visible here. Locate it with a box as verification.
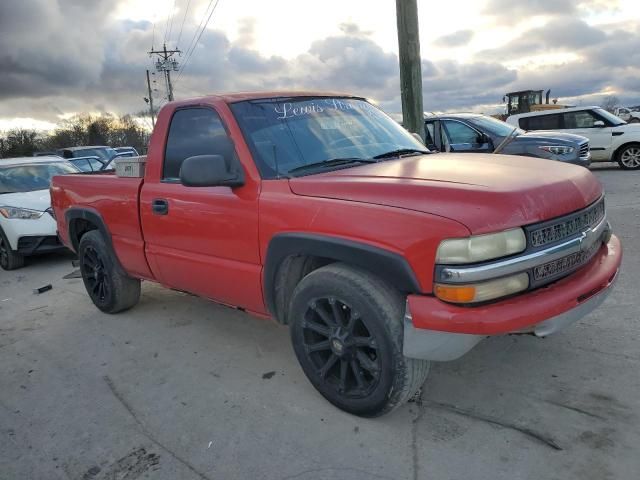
[51,92,622,417]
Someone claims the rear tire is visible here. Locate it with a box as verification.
[0,227,25,270]
[288,263,430,417]
[78,230,140,313]
[616,143,640,170]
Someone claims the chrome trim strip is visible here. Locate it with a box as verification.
[439,215,609,284]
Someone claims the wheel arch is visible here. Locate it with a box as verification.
[65,208,126,274]
[264,233,421,324]
[614,140,640,160]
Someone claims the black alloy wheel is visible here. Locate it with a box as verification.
[81,245,111,304]
[289,263,430,417]
[78,230,140,313]
[301,297,380,398]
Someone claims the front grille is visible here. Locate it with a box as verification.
[579,141,590,160]
[533,236,602,282]
[529,198,605,248]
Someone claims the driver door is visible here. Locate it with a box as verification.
[139,106,263,312]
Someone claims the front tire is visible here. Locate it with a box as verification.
[617,143,640,170]
[78,230,141,313]
[0,227,24,270]
[288,263,430,417]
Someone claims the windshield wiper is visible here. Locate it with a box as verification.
[373,148,430,159]
[287,157,376,176]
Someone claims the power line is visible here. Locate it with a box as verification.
[166,0,178,46]
[176,0,192,48]
[162,0,174,46]
[178,0,215,73]
[175,0,221,83]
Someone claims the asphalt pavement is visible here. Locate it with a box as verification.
[0,164,638,480]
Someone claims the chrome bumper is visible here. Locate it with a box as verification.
[403,269,618,361]
[532,269,618,336]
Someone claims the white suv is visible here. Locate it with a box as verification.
[0,157,78,270]
[506,106,640,169]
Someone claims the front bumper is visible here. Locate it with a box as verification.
[1,213,58,251]
[17,235,65,256]
[404,235,622,361]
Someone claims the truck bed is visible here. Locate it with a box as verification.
[51,173,153,279]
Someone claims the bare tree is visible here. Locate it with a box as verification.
[0,128,43,158]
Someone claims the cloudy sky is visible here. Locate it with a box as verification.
[1,0,639,130]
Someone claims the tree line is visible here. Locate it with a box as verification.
[0,114,150,159]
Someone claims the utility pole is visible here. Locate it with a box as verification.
[396,0,424,140]
[149,44,181,102]
[145,69,156,127]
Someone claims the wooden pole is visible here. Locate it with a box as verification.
[396,0,424,140]
[146,69,156,127]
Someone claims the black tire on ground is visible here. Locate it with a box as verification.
[616,142,640,170]
[288,263,430,417]
[0,226,25,270]
[78,230,140,313]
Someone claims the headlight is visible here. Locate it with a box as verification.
[538,145,575,155]
[435,272,529,304]
[436,228,526,264]
[0,206,45,220]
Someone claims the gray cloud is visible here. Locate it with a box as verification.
[434,30,474,47]
[483,0,619,22]
[0,1,639,125]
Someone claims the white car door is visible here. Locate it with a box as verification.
[561,110,612,161]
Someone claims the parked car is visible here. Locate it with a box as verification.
[67,156,109,172]
[51,92,621,417]
[507,106,640,169]
[0,156,79,270]
[114,146,139,157]
[56,146,119,170]
[424,113,590,167]
[613,107,640,123]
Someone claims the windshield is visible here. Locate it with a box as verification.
[0,162,78,194]
[230,97,428,177]
[467,115,524,137]
[594,108,627,126]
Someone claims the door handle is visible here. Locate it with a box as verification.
[152,198,169,215]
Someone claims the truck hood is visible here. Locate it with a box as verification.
[0,189,51,212]
[288,154,602,234]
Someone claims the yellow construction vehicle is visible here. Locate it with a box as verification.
[503,89,566,116]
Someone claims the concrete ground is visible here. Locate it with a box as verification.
[1,165,638,480]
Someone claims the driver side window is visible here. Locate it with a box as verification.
[163,107,234,181]
[443,121,481,144]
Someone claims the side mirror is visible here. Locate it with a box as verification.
[180,155,244,188]
[593,120,606,128]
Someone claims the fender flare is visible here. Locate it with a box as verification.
[65,208,126,274]
[263,233,422,318]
